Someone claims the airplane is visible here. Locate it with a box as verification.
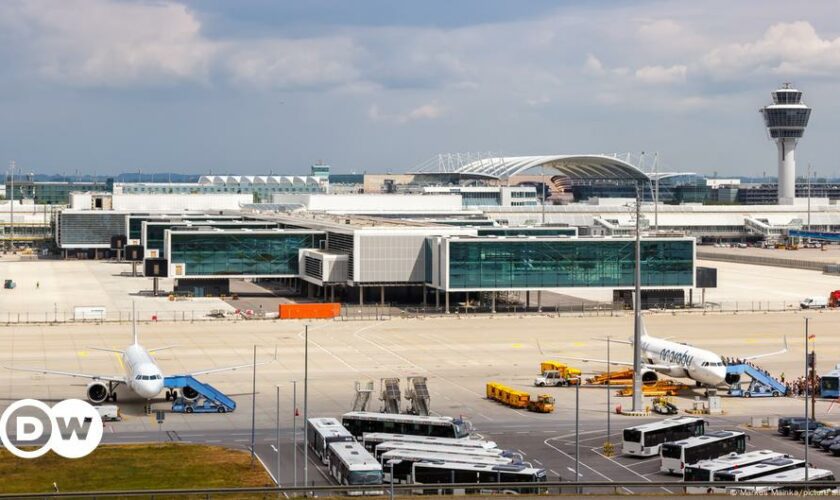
[564,322,787,387]
[3,316,265,406]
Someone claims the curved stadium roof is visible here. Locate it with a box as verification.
[415,155,651,181]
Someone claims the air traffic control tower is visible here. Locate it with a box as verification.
[760,83,811,205]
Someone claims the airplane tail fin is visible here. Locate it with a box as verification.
[132,301,138,345]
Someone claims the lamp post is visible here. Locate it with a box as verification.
[303,324,310,492]
[632,182,643,413]
[388,459,402,500]
[275,384,281,486]
[292,379,298,488]
[606,337,611,445]
[804,318,810,481]
[250,344,257,464]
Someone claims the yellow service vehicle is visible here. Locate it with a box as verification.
[536,361,582,386]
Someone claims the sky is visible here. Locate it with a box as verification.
[1,0,839,177]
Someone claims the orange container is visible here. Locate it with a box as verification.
[278,303,341,320]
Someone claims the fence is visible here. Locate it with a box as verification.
[0,480,837,498]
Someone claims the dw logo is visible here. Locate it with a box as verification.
[0,399,103,459]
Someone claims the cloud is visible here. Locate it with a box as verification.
[634,64,687,84]
[368,102,446,124]
[702,21,840,78]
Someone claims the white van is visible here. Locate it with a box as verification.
[95,405,121,422]
[800,296,828,309]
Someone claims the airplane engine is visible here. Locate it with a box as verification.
[725,372,741,385]
[642,370,658,385]
[86,381,109,403]
[181,386,200,401]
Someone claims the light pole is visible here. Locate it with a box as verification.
[292,379,298,488]
[303,324,310,492]
[632,181,643,413]
[574,376,580,493]
[606,337,611,445]
[275,384,281,486]
[804,318,810,481]
[250,344,257,463]
[388,459,402,500]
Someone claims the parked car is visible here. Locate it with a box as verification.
[790,419,822,440]
[811,428,840,448]
[779,417,806,436]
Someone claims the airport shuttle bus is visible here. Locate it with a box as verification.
[372,441,517,463]
[684,449,785,493]
[380,449,514,483]
[660,430,747,474]
[307,417,355,465]
[342,411,471,439]
[726,467,836,495]
[710,457,805,492]
[622,416,705,457]
[326,441,383,495]
[820,369,840,399]
[361,432,496,452]
[411,462,547,495]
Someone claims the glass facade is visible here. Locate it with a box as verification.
[169,231,324,276]
[446,239,693,289]
[145,221,281,252]
[477,227,576,237]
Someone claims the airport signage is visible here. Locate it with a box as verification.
[0,399,103,459]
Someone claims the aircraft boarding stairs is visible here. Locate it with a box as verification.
[726,364,787,398]
[380,377,401,413]
[352,380,374,411]
[164,375,237,412]
[405,376,431,416]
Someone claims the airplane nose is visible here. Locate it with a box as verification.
[715,366,728,384]
[138,381,163,399]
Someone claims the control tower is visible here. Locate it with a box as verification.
[760,83,811,205]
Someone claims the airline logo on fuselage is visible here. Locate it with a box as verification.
[658,348,694,367]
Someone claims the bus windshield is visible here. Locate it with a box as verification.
[623,429,641,443]
[823,377,839,391]
[348,470,383,485]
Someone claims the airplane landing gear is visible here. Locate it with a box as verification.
[107,381,118,402]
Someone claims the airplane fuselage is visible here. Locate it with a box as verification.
[122,344,164,399]
[640,335,727,386]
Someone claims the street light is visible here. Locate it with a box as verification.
[291,379,298,488]
[387,459,402,500]
[804,318,811,481]
[275,385,281,487]
[303,324,310,492]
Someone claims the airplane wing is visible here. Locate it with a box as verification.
[741,336,788,362]
[186,361,270,377]
[148,345,178,353]
[87,347,124,354]
[3,365,125,383]
[561,356,672,371]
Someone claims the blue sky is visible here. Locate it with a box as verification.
[1,0,839,177]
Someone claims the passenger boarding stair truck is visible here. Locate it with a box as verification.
[405,376,431,416]
[380,378,401,414]
[352,380,374,412]
[726,364,786,398]
[164,375,237,413]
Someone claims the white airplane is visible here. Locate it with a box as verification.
[3,319,263,405]
[566,323,787,387]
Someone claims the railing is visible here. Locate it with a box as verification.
[1,480,838,498]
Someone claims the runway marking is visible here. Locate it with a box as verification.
[114,351,125,372]
[517,449,527,457]
[533,459,543,466]
[511,343,523,349]
[352,323,425,372]
[543,435,624,490]
[476,412,494,421]
[298,330,358,372]
[623,456,659,467]
[270,445,278,452]
[78,351,88,358]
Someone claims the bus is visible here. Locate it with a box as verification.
[306,417,355,464]
[660,430,747,474]
[326,441,383,495]
[622,416,705,457]
[372,441,519,464]
[411,461,547,495]
[726,467,836,495]
[361,432,497,452]
[711,457,805,491]
[684,450,785,493]
[342,411,471,439]
[379,449,515,483]
[820,368,840,399]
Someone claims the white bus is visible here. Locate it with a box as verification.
[326,441,383,495]
[342,411,471,439]
[306,417,355,464]
[711,457,805,491]
[726,467,836,495]
[411,462,547,495]
[372,441,518,463]
[361,432,496,452]
[660,430,747,474]
[684,449,785,493]
[380,449,514,483]
[622,417,705,457]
